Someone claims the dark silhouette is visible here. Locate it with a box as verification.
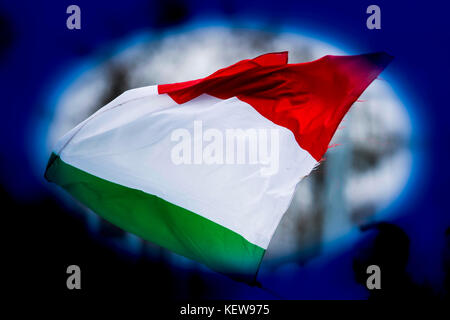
[353,222,436,300]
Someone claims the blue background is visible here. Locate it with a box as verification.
[2,0,449,299]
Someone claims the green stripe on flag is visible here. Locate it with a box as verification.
[45,153,265,281]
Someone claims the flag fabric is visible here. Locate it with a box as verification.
[45,51,392,282]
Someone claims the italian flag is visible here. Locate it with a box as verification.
[45,51,392,282]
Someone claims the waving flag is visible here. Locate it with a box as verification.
[45,52,392,282]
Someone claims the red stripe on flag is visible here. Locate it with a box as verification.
[158,52,392,161]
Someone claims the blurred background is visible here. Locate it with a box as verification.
[2,0,449,299]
